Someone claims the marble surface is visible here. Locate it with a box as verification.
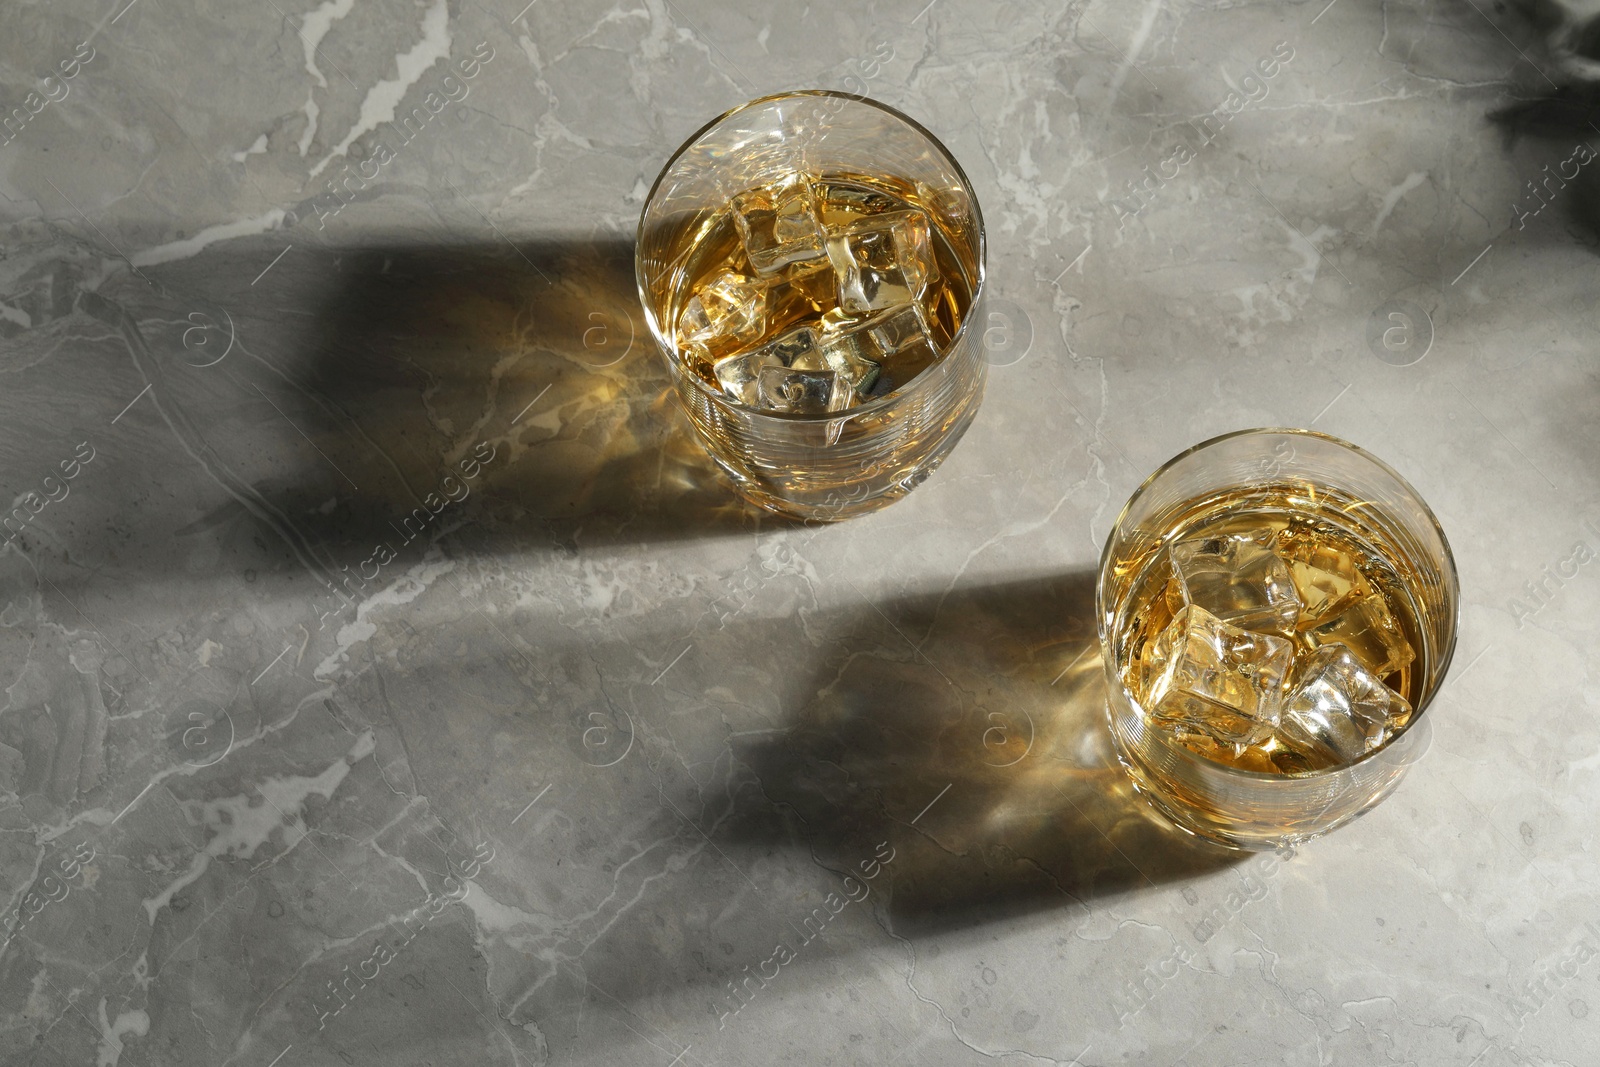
[2,1,1599,1065]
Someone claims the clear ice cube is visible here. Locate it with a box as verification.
[1145,605,1295,746]
[1283,542,1372,629]
[790,339,877,398]
[813,179,901,229]
[731,175,826,275]
[713,324,855,415]
[763,324,824,366]
[678,270,767,352]
[1279,643,1413,764]
[1301,592,1414,677]
[712,348,784,407]
[772,259,836,312]
[818,303,942,399]
[756,365,851,414]
[824,209,937,315]
[1167,531,1301,636]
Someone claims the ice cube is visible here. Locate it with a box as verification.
[1279,643,1413,764]
[772,259,836,312]
[1251,726,1342,774]
[678,270,767,353]
[712,348,784,406]
[1149,690,1274,750]
[1168,531,1301,636]
[731,175,826,274]
[765,324,825,366]
[1161,722,1250,768]
[818,303,942,399]
[756,365,851,414]
[813,179,901,229]
[710,323,853,414]
[820,302,933,362]
[711,323,822,405]
[824,209,937,315]
[789,335,878,398]
[1145,605,1295,746]
[1301,591,1415,677]
[1282,541,1372,629]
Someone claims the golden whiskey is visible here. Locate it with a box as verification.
[665,170,975,414]
[1112,484,1428,775]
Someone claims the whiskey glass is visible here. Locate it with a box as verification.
[1097,428,1459,850]
[636,90,987,522]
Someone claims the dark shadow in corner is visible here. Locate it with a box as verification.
[1478,3,1600,242]
[1483,0,1600,144]
[720,569,1244,940]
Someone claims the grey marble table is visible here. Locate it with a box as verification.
[2,1,1598,1065]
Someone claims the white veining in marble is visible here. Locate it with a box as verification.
[296,0,359,157]
[307,0,455,178]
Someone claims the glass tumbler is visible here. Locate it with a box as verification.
[636,90,987,522]
[1097,428,1459,850]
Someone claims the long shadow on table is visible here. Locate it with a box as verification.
[265,236,774,555]
[63,234,774,602]
[412,568,1248,1042]
[721,569,1243,940]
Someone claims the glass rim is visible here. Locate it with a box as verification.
[633,88,988,423]
[1096,425,1461,780]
